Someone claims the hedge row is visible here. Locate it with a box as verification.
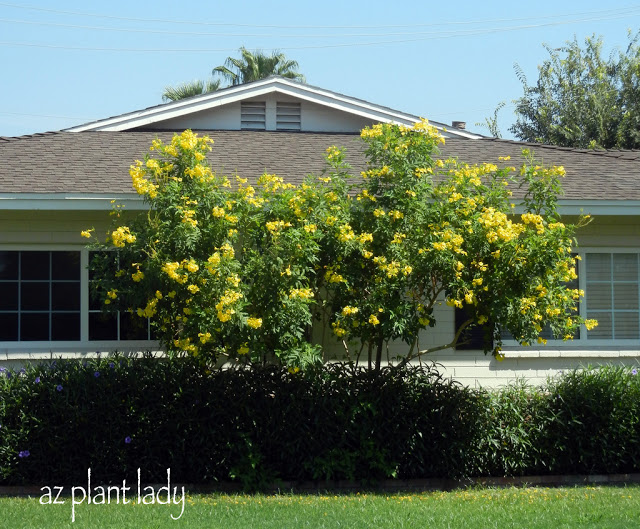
[1,357,639,489]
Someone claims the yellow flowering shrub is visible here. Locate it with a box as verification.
[85,124,595,370]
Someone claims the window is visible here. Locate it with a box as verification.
[240,102,266,130]
[585,253,639,340]
[0,251,81,341]
[88,251,152,341]
[276,102,301,131]
[498,250,640,347]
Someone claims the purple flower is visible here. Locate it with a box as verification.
[124,436,132,444]
[109,362,115,369]
[633,369,638,376]
[94,371,100,378]
[35,377,41,384]
[18,450,30,458]
[19,368,25,375]
[56,385,63,392]
[0,367,5,372]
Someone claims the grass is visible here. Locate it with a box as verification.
[1,486,640,528]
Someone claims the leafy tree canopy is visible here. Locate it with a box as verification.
[509,33,640,149]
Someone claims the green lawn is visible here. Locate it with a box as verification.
[2,486,640,528]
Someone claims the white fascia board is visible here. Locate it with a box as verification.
[0,193,146,211]
[66,77,482,138]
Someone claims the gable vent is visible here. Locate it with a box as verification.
[241,102,266,130]
[276,102,301,131]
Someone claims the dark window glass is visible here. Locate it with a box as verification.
[0,252,19,280]
[21,252,50,280]
[0,314,18,340]
[0,283,18,310]
[52,252,80,280]
[20,313,49,341]
[89,313,118,341]
[455,307,493,351]
[21,282,50,311]
[121,312,149,340]
[52,283,81,311]
[52,313,80,341]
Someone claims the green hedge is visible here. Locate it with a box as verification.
[1,358,639,489]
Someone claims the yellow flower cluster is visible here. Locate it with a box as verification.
[338,224,355,243]
[130,161,159,198]
[111,226,136,248]
[81,229,94,239]
[137,298,158,318]
[212,206,226,218]
[360,123,384,139]
[131,269,144,282]
[198,332,211,344]
[215,289,243,322]
[521,213,545,234]
[247,317,263,329]
[332,322,347,337]
[266,220,293,234]
[478,208,524,243]
[288,288,314,300]
[368,314,380,326]
[258,173,295,193]
[342,306,359,316]
[324,268,346,284]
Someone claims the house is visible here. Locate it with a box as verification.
[1,76,639,387]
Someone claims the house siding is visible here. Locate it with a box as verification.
[1,210,638,388]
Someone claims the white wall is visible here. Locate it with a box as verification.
[141,94,376,132]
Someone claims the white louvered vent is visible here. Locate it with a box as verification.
[241,102,266,130]
[276,102,301,131]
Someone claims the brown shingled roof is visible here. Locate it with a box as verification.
[1,131,639,200]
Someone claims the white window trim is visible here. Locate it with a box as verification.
[502,247,640,350]
[0,245,159,356]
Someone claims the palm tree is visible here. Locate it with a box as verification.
[161,48,304,102]
[162,78,222,102]
[213,47,305,86]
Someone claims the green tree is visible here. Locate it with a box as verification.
[509,33,640,149]
[212,47,305,86]
[162,79,222,102]
[83,125,595,370]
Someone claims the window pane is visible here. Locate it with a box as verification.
[0,252,18,280]
[21,252,50,280]
[52,251,80,280]
[52,282,81,310]
[0,314,18,340]
[20,313,49,341]
[51,313,80,341]
[121,312,148,340]
[614,284,639,310]
[587,312,612,339]
[21,282,49,311]
[0,282,18,310]
[614,312,640,340]
[89,312,118,341]
[586,283,611,310]
[613,253,638,281]
[586,254,611,281]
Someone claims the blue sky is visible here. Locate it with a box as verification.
[1,1,639,138]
